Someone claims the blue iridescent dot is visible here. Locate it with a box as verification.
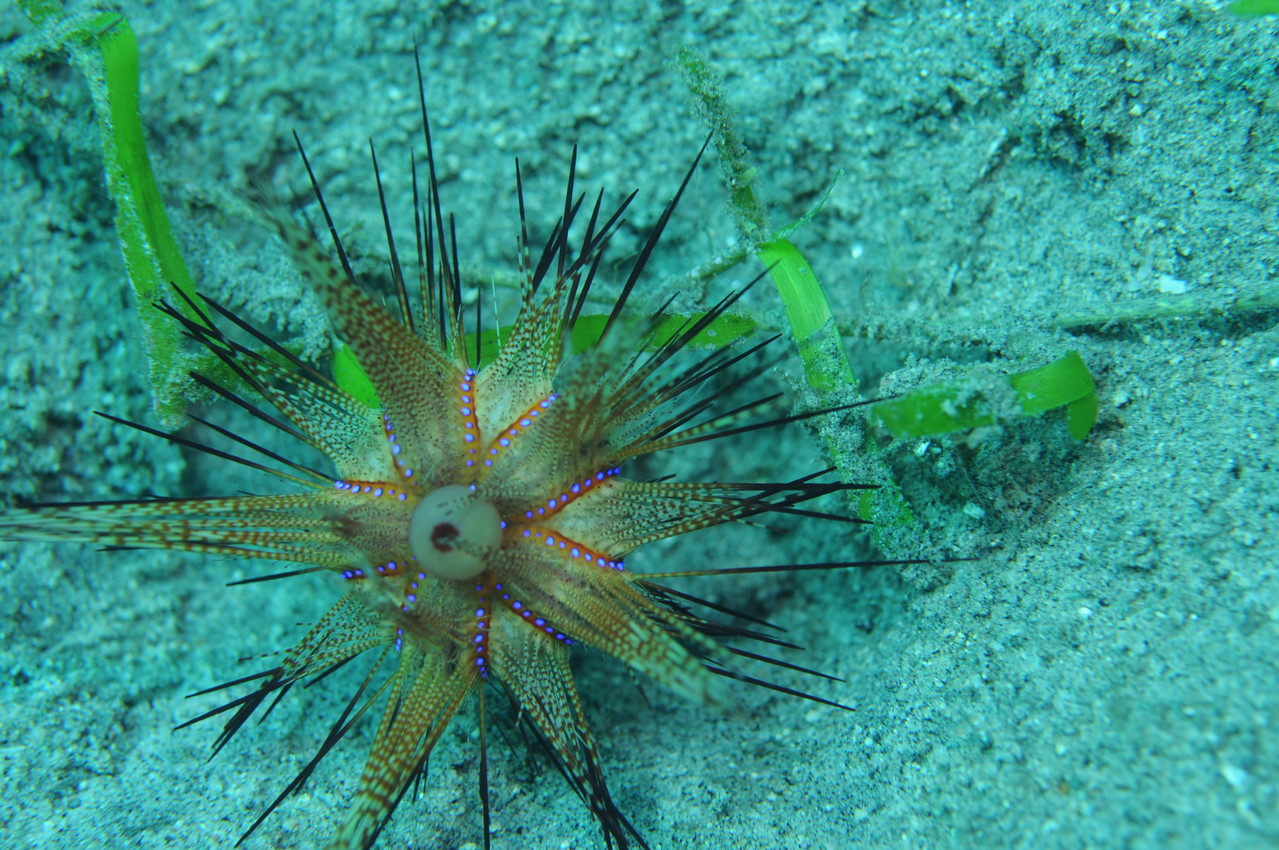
[499,438,510,447]
[398,493,407,501]
[512,601,522,609]
[464,434,476,442]
[404,469,414,477]
[534,618,545,626]
[521,418,531,427]
[571,484,580,494]
[373,488,383,497]
[476,608,486,617]
[522,529,531,537]
[548,499,557,509]
[407,594,416,602]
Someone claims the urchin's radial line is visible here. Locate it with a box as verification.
[517,525,625,572]
[508,465,619,523]
[458,368,482,464]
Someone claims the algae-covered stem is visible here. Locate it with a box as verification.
[15,0,210,425]
[674,47,926,553]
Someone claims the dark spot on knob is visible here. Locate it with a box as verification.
[431,522,459,551]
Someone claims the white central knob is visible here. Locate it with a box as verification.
[408,485,501,580]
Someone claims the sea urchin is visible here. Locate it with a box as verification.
[0,60,885,849]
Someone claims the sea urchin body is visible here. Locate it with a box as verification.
[0,65,879,850]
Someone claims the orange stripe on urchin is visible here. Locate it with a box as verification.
[0,53,925,850]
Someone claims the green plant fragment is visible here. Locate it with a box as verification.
[333,342,381,409]
[1008,350,1096,417]
[870,351,1097,440]
[757,238,857,394]
[1228,0,1279,17]
[1066,390,1100,441]
[89,13,209,419]
[570,310,757,357]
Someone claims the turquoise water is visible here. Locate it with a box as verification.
[1,1,1277,848]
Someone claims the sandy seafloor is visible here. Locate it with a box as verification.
[1,1,1278,848]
